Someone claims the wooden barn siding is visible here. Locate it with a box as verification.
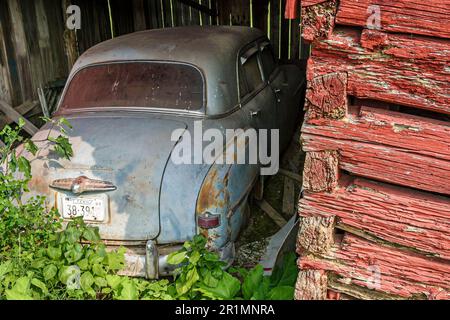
[0,0,68,106]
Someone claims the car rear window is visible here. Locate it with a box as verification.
[59,62,204,112]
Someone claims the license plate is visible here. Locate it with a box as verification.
[59,194,108,222]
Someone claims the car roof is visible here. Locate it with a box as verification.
[69,26,266,115]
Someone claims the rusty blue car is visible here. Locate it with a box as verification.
[26,26,304,278]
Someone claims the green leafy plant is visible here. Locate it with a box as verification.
[166,235,297,300]
[0,118,298,301]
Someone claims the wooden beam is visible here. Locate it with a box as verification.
[282,177,295,216]
[278,168,302,184]
[177,0,218,16]
[0,100,39,128]
[0,100,38,135]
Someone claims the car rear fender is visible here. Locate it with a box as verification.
[196,131,259,250]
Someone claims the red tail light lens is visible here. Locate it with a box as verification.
[197,213,221,229]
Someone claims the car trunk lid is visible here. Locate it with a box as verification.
[27,114,187,241]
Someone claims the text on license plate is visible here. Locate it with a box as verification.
[61,195,107,222]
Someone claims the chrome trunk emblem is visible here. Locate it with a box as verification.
[50,176,116,194]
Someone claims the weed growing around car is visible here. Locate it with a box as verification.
[0,120,297,300]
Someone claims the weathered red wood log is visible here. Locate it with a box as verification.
[305,72,347,120]
[295,269,328,300]
[308,28,450,114]
[299,176,450,259]
[336,0,450,39]
[301,133,450,196]
[359,29,450,64]
[304,105,450,161]
[302,151,339,192]
[300,0,337,42]
[298,233,450,299]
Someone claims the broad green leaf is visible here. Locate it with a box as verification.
[167,251,187,265]
[199,272,240,300]
[106,250,125,271]
[14,276,31,294]
[94,276,108,288]
[47,246,62,260]
[0,261,13,278]
[176,267,199,296]
[5,289,33,300]
[43,265,58,281]
[82,227,100,242]
[64,245,84,263]
[106,275,123,289]
[266,286,295,300]
[202,270,219,288]
[59,266,80,286]
[31,278,48,294]
[118,281,138,300]
[80,272,94,291]
[77,258,89,271]
[270,253,298,287]
[189,251,201,265]
[242,265,264,300]
[92,263,106,277]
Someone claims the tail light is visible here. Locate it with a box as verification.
[197,213,221,229]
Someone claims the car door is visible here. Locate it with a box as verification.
[239,43,276,132]
[259,40,302,150]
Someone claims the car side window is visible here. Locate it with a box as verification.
[260,42,276,81]
[239,46,264,97]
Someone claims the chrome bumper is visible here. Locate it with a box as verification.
[117,240,235,279]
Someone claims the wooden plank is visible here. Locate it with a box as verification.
[308,28,450,115]
[300,175,450,259]
[289,15,301,60]
[278,168,302,184]
[299,233,450,299]
[217,0,231,25]
[7,0,33,104]
[0,100,39,128]
[302,133,450,196]
[0,0,21,106]
[304,105,450,161]
[270,0,281,58]
[0,3,12,105]
[336,0,450,39]
[132,0,147,31]
[305,71,347,120]
[73,0,112,53]
[178,0,217,16]
[0,100,39,135]
[302,150,338,192]
[62,0,79,70]
[282,176,295,215]
[110,0,135,36]
[279,0,290,60]
[172,0,183,26]
[253,0,269,32]
[161,0,173,28]
[256,199,287,227]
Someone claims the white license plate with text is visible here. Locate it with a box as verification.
[59,194,108,222]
